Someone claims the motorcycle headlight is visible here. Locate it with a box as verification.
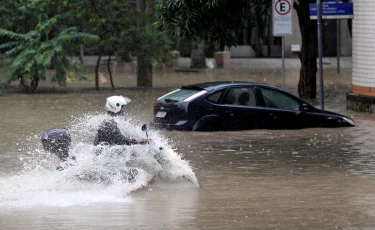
[342,117,355,126]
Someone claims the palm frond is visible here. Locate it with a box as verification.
[0,29,27,40]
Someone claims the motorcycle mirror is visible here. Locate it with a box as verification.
[141,124,147,131]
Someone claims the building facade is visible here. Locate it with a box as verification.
[230,9,352,58]
[347,0,375,112]
[351,0,375,96]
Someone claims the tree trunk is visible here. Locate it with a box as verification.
[31,75,39,92]
[190,39,206,68]
[136,0,153,87]
[107,54,115,89]
[347,19,352,38]
[95,54,102,90]
[137,56,153,87]
[80,45,86,77]
[342,0,352,37]
[294,1,317,99]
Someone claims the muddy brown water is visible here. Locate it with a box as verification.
[1,83,375,230]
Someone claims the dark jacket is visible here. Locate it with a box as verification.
[94,119,137,146]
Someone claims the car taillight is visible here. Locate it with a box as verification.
[183,90,208,102]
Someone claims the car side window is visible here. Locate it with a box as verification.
[207,91,223,104]
[224,87,257,106]
[260,88,300,111]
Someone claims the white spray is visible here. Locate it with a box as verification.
[0,114,199,208]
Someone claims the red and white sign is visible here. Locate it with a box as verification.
[272,0,293,36]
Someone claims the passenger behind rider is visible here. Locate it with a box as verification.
[94,95,149,146]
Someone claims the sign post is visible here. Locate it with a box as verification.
[317,0,324,110]
[272,0,293,90]
[335,0,341,74]
[309,1,354,110]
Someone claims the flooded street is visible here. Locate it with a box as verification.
[1,85,375,229]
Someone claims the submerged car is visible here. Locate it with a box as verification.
[152,81,355,131]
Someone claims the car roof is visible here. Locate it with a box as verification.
[181,81,272,91]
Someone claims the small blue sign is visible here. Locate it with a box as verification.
[323,0,343,2]
[310,3,354,19]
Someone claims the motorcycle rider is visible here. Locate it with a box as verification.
[94,95,149,146]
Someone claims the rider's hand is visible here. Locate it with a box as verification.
[138,139,149,145]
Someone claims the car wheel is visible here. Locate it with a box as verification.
[193,120,221,132]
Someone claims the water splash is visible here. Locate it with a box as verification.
[0,114,199,208]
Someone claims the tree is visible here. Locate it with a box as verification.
[157,0,249,68]
[294,0,317,99]
[0,0,98,92]
[67,0,119,90]
[69,0,172,88]
[158,0,326,99]
[0,18,98,92]
[0,0,179,91]
[136,0,153,86]
[157,0,248,49]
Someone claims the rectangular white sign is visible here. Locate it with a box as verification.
[272,0,293,36]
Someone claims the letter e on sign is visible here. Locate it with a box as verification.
[272,0,293,36]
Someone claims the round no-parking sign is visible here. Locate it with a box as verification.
[272,0,293,36]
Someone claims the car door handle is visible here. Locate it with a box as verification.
[225,111,234,116]
[268,113,278,119]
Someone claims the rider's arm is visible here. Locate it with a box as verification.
[109,125,138,145]
[97,120,141,146]
[102,121,137,146]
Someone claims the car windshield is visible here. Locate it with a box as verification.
[158,89,203,103]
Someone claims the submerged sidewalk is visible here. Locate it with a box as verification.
[1,56,353,92]
[176,57,352,70]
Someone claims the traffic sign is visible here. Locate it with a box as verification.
[272,0,293,90]
[310,3,353,19]
[272,0,293,36]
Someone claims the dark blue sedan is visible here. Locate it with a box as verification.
[152,81,355,131]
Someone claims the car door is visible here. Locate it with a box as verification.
[214,86,261,130]
[256,86,303,129]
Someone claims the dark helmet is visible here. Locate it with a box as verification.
[41,128,71,160]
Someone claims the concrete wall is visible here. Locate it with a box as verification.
[284,10,302,57]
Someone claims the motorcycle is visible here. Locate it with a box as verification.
[41,125,200,187]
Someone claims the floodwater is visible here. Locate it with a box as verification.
[1,85,375,230]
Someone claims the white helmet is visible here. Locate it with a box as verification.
[105,96,131,113]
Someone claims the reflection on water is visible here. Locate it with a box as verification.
[1,86,375,229]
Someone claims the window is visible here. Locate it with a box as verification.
[224,87,257,106]
[207,91,223,104]
[260,88,300,111]
[157,89,204,103]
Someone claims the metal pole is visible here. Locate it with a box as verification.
[317,0,324,110]
[282,36,285,89]
[336,0,341,74]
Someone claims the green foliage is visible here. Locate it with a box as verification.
[157,0,250,48]
[116,26,174,67]
[0,0,174,91]
[245,0,271,45]
[72,0,173,66]
[0,17,98,91]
